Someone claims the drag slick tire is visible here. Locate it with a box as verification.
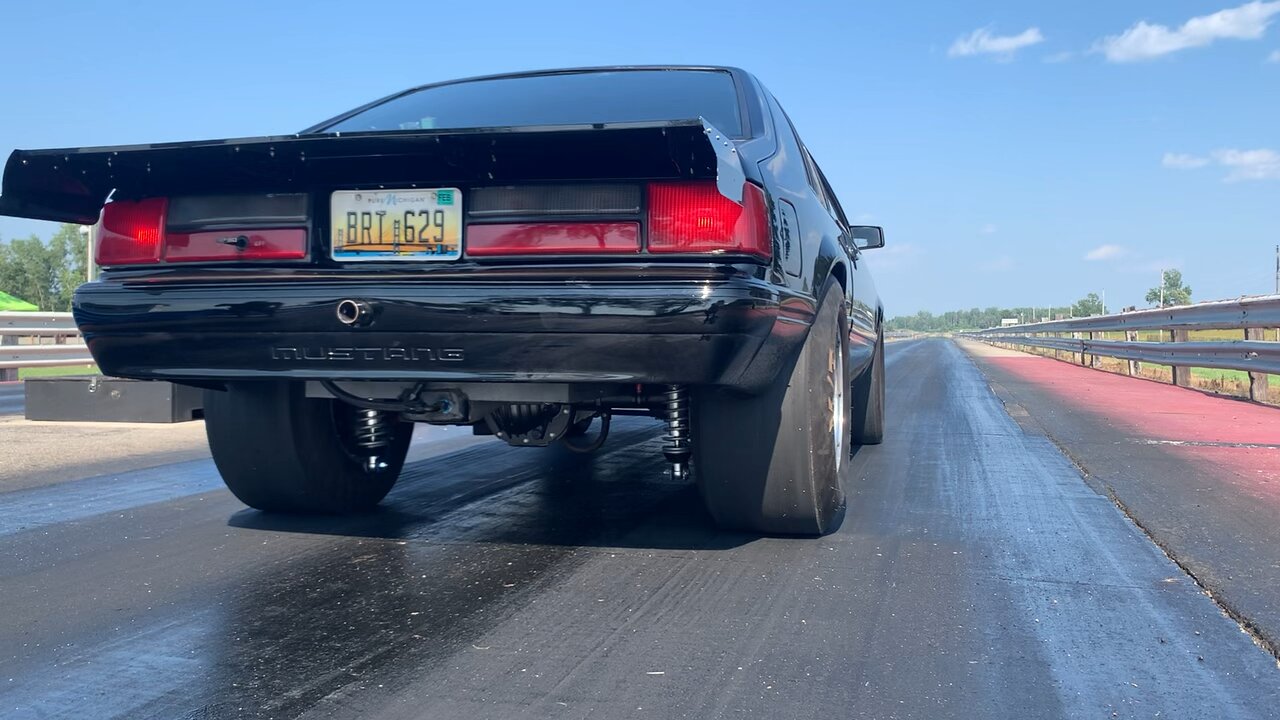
[204,382,413,514]
[693,280,851,535]
[850,327,885,445]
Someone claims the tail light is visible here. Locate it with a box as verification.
[95,196,307,266]
[467,223,640,256]
[470,185,641,217]
[647,181,770,261]
[96,198,167,265]
[463,182,771,260]
[163,230,308,261]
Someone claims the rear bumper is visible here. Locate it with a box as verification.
[73,268,814,391]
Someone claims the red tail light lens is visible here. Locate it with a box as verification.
[466,222,640,256]
[647,182,770,260]
[94,197,308,266]
[164,229,308,261]
[96,198,167,266]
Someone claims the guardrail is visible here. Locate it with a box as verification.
[963,295,1280,403]
[0,311,92,380]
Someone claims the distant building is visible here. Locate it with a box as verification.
[1000,318,1019,327]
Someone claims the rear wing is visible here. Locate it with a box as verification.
[0,119,745,224]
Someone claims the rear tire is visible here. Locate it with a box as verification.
[204,382,412,514]
[693,281,850,535]
[850,328,885,446]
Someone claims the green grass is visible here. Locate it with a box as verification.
[1187,329,1273,341]
[1093,329,1279,342]
[1190,367,1250,383]
[18,364,100,379]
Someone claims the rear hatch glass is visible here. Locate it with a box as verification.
[320,69,744,137]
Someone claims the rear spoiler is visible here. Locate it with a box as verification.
[0,118,746,224]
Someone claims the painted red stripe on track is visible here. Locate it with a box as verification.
[985,357,1279,445]
[985,355,1280,496]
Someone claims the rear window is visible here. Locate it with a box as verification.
[321,70,744,136]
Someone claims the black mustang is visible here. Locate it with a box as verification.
[0,66,885,535]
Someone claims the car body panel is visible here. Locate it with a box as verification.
[0,66,882,393]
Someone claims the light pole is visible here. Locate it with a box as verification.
[79,225,94,282]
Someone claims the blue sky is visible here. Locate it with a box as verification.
[1,0,1277,315]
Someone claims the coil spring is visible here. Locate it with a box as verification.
[661,385,691,465]
[352,408,395,450]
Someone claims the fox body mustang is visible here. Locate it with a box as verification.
[0,67,885,535]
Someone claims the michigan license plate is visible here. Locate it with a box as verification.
[330,188,462,261]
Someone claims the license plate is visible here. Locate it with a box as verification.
[330,188,462,261]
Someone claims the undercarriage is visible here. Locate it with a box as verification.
[308,380,693,478]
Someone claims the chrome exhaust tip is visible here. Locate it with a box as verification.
[336,299,372,327]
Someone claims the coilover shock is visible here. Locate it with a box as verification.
[661,384,691,479]
[351,408,395,451]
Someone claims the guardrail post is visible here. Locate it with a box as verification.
[1171,329,1192,387]
[0,334,16,382]
[1246,328,1270,402]
[1125,330,1139,376]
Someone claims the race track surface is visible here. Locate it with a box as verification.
[1,338,1277,719]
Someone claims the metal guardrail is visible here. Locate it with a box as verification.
[972,335,1280,375]
[978,295,1280,334]
[0,311,80,333]
[964,295,1280,402]
[0,311,93,377]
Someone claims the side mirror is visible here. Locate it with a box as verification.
[850,225,885,250]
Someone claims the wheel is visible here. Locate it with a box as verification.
[693,280,850,535]
[850,327,885,445]
[204,382,413,513]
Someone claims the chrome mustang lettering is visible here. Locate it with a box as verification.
[272,347,464,362]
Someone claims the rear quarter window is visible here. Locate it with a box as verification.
[322,70,744,136]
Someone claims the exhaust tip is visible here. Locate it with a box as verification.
[336,299,372,327]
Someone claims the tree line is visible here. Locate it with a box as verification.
[0,224,87,311]
[888,271,1193,332]
[887,304,1092,333]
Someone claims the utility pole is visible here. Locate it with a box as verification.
[1274,245,1278,295]
[1102,289,1107,315]
[1159,269,1165,308]
[79,225,95,282]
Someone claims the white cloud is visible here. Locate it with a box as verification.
[1213,148,1280,180]
[1269,48,1280,61]
[1162,148,1279,180]
[949,27,1045,59]
[1085,244,1127,261]
[980,223,998,234]
[1162,152,1211,169]
[1044,51,1076,63]
[1095,1,1280,62]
